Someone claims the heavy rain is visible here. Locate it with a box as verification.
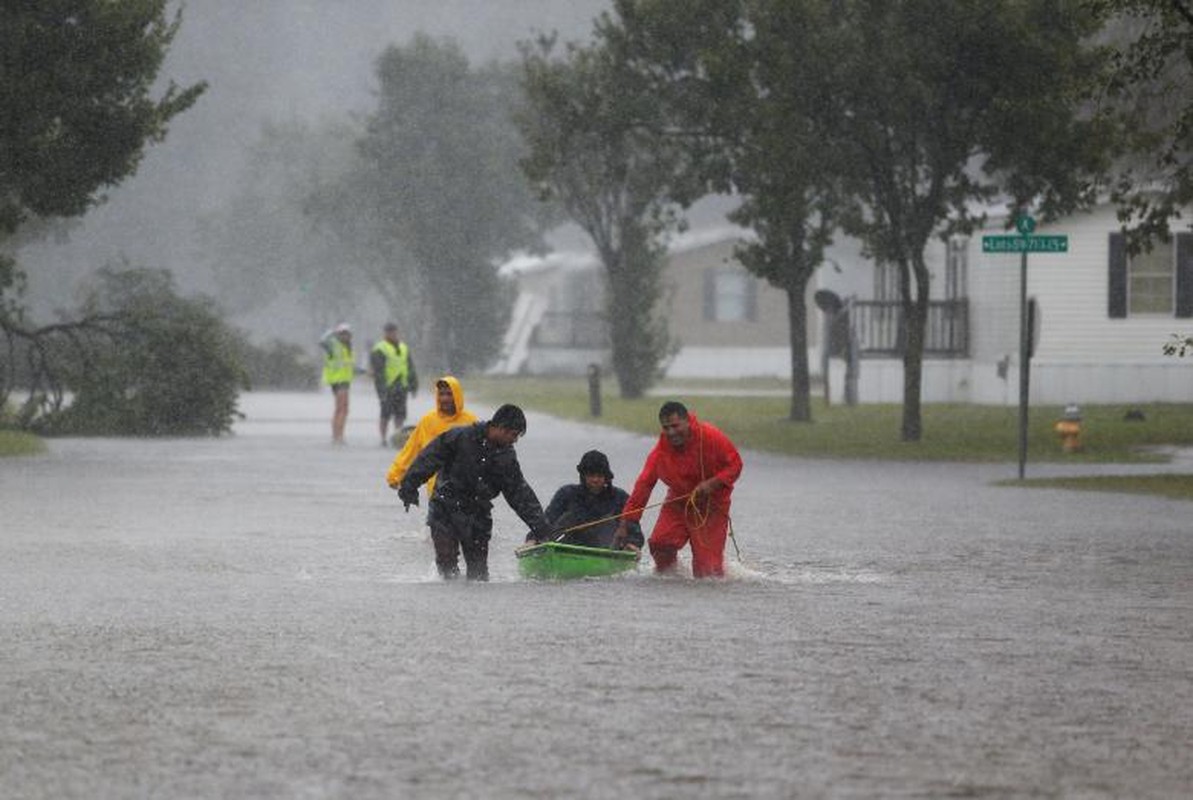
[3,2,1193,798]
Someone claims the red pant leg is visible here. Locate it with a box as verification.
[688,508,729,578]
[648,505,690,573]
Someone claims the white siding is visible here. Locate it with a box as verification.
[973,205,1185,365]
[827,204,1193,404]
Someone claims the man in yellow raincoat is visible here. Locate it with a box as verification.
[386,376,476,499]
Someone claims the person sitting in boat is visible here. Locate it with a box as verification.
[539,450,644,551]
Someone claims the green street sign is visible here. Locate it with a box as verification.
[982,234,1068,254]
[1015,215,1036,235]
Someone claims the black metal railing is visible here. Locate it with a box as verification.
[850,299,969,358]
[531,303,967,358]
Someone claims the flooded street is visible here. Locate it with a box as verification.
[2,391,1191,798]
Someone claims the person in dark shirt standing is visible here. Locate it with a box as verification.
[369,322,417,447]
[398,404,550,580]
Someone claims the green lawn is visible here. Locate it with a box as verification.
[1003,474,1193,501]
[0,429,46,457]
[467,375,1193,464]
[468,375,1193,502]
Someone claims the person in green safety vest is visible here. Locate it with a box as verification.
[369,322,418,447]
[319,322,359,445]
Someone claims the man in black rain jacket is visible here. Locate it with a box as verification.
[398,404,550,580]
[542,450,644,550]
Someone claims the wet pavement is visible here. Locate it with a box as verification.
[1,390,1191,798]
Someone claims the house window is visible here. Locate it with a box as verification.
[703,267,757,322]
[1108,231,1193,318]
[1129,243,1174,314]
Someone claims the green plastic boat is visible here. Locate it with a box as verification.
[516,541,640,580]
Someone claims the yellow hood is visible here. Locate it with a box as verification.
[385,375,477,490]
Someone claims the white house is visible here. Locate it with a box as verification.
[495,203,1193,405]
[490,249,607,376]
[818,203,1193,404]
[494,226,809,380]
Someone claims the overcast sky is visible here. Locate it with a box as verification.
[161,0,610,206]
[20,0,611,302]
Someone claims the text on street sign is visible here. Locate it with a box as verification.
[982,235,1069,254]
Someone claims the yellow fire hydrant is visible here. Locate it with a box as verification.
[1054,403,1083,453]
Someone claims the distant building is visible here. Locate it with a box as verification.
[493,228,806,380]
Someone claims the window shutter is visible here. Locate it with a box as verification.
[703,268,715,321]
[1108,231,1127,319]
[745,275,758,322]
[1176,232,1193,318]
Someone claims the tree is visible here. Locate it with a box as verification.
[1,1,206,424]
[231,336,319,391]
[826,0,1113,441]
[1086,0,1193,244]
[602,0,843,419]
[195,119,388,337]
[1070,2,1193,353]
[518,30,693,399]
[14,267,247,436]
[0,1,205,285]
[323,34,544,375]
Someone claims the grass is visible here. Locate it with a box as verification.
[466,375,1193,464]
[0,428,46,457]
[1004,474,1193,501]
[468,375,1193,503]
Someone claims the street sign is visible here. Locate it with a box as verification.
[982,235,1068,254]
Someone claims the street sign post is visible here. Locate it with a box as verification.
[982,217,1069,480]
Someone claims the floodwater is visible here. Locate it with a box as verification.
[2,390,1191,799]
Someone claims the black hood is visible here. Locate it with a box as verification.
[576,449,613,481]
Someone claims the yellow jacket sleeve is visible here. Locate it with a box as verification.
[386,426,426,487]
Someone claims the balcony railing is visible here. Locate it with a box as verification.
[849,299,969,358]
[531,303,968,358]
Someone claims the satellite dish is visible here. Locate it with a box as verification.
[814,289,843,314]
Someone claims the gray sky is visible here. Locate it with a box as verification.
[161,0,610,208]
[19,0,610,305]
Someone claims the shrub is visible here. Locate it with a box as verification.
[35,267,249,436]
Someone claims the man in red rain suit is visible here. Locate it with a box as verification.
[612,401,743,577]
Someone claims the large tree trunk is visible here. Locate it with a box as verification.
[603,229,667,400]
[607,262,655,399]
[900,255,931,442]
[786,281,812,422]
